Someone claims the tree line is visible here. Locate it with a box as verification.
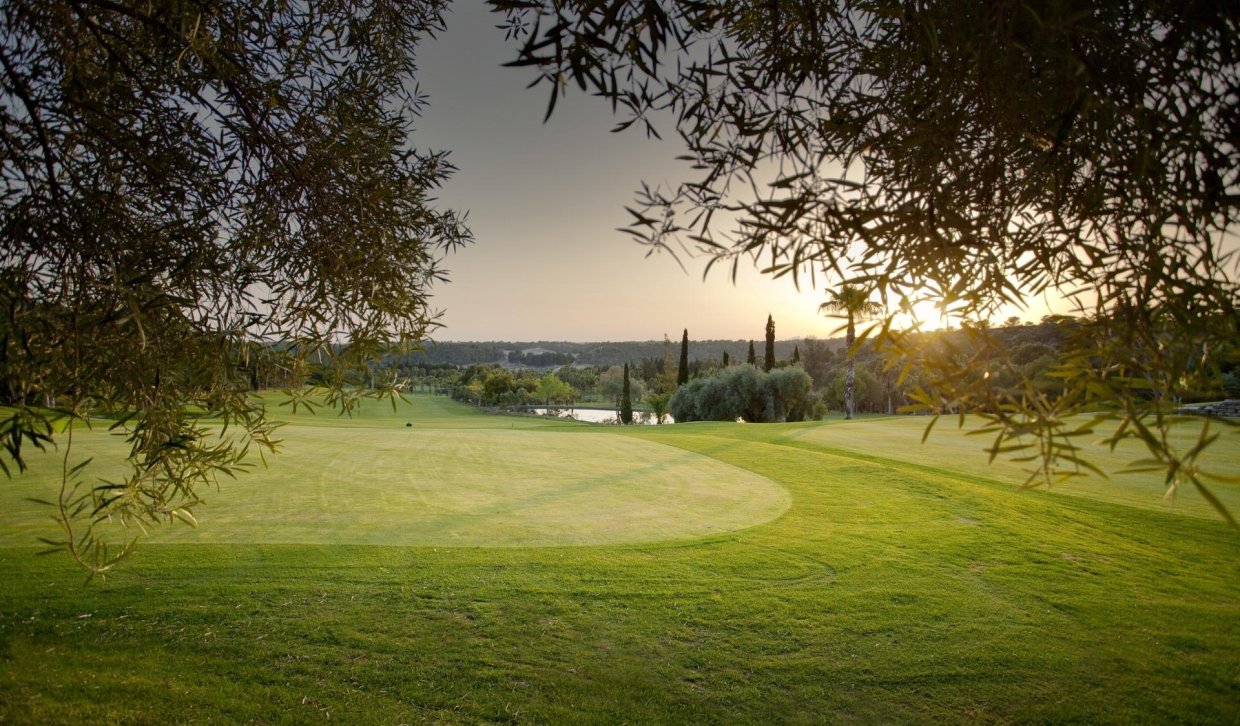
[384,312,1240,425]
[389,339,821,369]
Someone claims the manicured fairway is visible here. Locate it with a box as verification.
[0,395,1236,723]
[1,417,788,547]
[782,414,1240,520]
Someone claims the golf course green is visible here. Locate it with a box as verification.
[0,394,1236,723]
[0,400,789,547]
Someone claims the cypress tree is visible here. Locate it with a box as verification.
[763,314,776,371]
[792,345,801,364]
[722,351,730,367]
[661,333,675,390]
[747,340,756,366]
[620,363,633,424]
[677,329,690,386]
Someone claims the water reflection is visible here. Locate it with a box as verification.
[530,408,674,425]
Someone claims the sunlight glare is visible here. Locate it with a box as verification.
[890,296,951,331]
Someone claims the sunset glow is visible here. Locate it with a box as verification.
[416,5,1064,343]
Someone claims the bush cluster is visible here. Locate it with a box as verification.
[670,365,819,423]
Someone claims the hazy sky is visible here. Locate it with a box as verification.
[413,4,1045,342]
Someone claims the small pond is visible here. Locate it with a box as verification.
[530,407,675,425]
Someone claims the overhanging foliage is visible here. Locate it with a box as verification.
[492,0,1239,521]
[0,0,470,571]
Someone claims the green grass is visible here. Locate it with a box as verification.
[0,395,1236,723]
[781,414,1240,520]
[1,405,787,547]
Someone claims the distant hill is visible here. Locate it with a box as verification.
[396,338,845,369]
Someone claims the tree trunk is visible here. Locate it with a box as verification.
[844,317,856,420]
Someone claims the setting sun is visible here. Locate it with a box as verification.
[888,296,953,331]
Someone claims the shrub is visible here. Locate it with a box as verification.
[670,364,816,423]
[767,367,815,422]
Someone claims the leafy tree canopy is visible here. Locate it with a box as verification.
[670,363,816,423]
[493,0,1239,521]
[1,0,470,571]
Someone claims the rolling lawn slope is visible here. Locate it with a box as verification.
[0,395,1235,723]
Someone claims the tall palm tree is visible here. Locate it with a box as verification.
[820,286,884,419]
